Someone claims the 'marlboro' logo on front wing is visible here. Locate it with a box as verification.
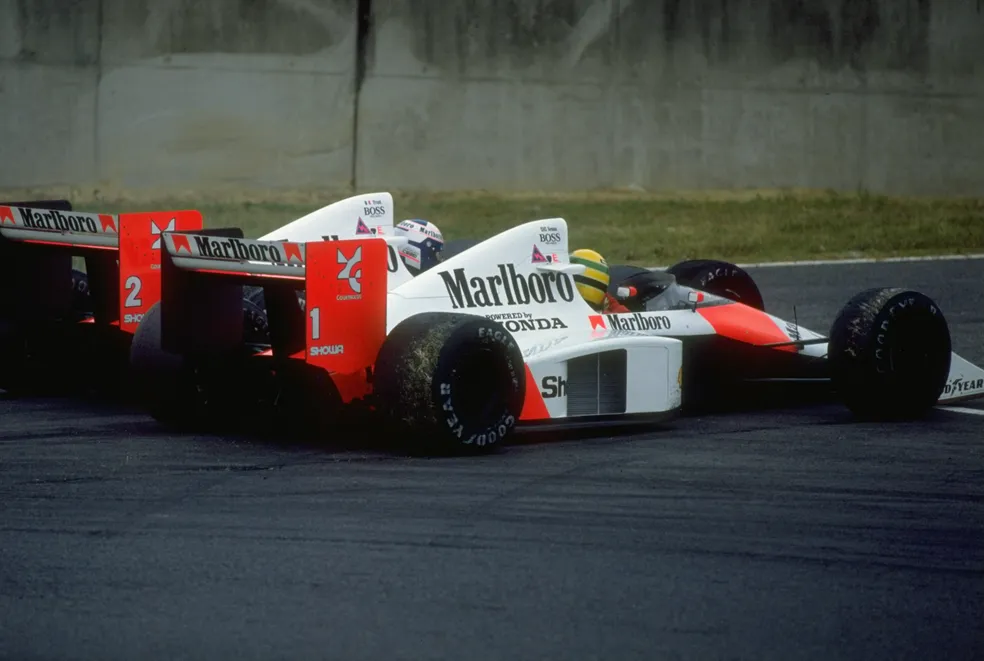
[169,233,304,264]
[439,265,576,309]
[0,206,118,234]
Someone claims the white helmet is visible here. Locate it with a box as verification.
[394,219,444,274]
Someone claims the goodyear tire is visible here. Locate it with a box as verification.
[828,288,951,420]
[373,312,526,455]
[666,259,765,311]
[129,302,211,428]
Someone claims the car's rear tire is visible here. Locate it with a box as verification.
[828,287,951,420]
[666,259,765,311]
[373,312,526,455]
[0,269,119,395]
[131,300,284,430]
[129,302,211,428]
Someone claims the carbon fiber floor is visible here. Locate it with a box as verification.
[1,259,982,661]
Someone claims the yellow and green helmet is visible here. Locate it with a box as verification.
[570,248,610,308]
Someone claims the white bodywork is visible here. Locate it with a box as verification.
[259,192,394,244]
[387,218,683,419]
[159,204,684,422]
[389,217,983,410]
[206,195,684,419]
[258,191,415,290]
[157,196,983,417]
[391,229,984,413]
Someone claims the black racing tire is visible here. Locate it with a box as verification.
[129,302,211,428]
[828,287,951,420]
[373,312,526,455]
[666,259,765,311]
[130,300,283,428]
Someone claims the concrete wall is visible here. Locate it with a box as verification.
[1,0,357,191]
[2,0,983,196]
[356,0,984,194]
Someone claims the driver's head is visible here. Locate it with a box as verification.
[394,219,444,274]
[570,248,610,310]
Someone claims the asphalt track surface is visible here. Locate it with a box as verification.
[2,259,982,661]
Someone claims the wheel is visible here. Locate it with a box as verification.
[129,302,210,428]
[666,259,765,311]
[0,269,118,394]
[828,287,951,420]
[373,312,526,455]
[131,299,287,429]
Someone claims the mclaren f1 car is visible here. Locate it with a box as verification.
[0,198,202,392]
[129,217,684,452]
[128,215,979,455]
[0,193,399,393]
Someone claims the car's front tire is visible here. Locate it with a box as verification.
[828,287,951,419]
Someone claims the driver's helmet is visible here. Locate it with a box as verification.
[570,248,610,311]
[394,219,444,274]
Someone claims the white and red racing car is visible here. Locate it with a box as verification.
[0,193,399,392]
[127,215,983,454]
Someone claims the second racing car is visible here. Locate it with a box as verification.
[0,192,402,394]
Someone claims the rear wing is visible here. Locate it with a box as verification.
[0,202,119,250]
[158,230,389,393]
[0,200,202,330]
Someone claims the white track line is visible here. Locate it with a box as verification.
[737,254,984,269]
[938,406,984,417]
[650,253,984,270]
